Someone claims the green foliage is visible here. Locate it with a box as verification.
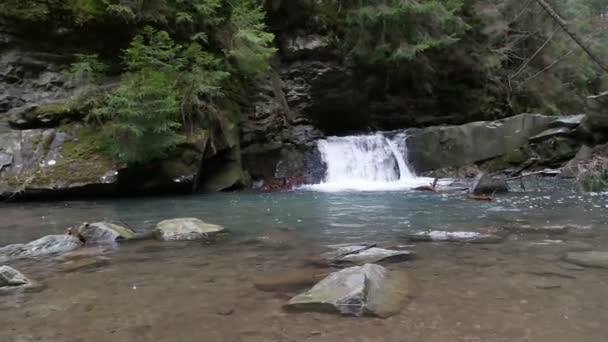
[95,70,182,164]
[228,0,277,76]
[94,26,232,164]
[343,0,469,65]
[67,54,107,86]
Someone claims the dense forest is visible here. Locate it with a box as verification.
[0,0,607,196]
[1,0,606,163]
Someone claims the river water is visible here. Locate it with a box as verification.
[2,134,608,341]
[1,186,608,342]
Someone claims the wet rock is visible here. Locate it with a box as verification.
[471,173,508,195]
[529,127,573,143]
[0,265,35,290]
[155,218,225,241]
[286,264,413,318]
[62,257,110,272]
[254,268,333,292]
[0,234,82,262]
[564,251,608,269]
[557,262,586,271]
[548,114,586,129]
[77,222,137,243]
[533,279,562,290]
[407,229,506,243]
[311,245,413,266]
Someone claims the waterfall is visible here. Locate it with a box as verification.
[305,133,431,191]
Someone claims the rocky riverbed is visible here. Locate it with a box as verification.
[1,189,608,341]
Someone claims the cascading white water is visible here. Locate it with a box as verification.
[305,133,432,191]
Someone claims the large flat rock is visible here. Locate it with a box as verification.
[406,114,555,172]
[155,218,225,241]
[77,222,137,243]
[286,264,413,318]
[0,234,82,262]
[565,251,608,269]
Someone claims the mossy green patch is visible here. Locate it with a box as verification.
[28,126,115,187]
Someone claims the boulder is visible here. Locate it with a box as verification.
[531,137,580,165]
[282,34,331,60]
[529,127,573,143]
[561,145,593,178]
[0,265,35,290]
[406,114,555,172]
[311,245,413,266]
[254,268,333,292]
[77,222,137,243]
[564,251,608,269]
[155,218,225,241]
[286,264,413,318]
[0,127,119,198]
[471,173,508,195]
[0,234,82,262]
[548,114,586,129]
[199,160,249,192]
[407,229,506,243]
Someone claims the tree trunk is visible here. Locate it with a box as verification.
[533,0,608,73]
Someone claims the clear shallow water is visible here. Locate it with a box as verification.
[1,185,606,245]
[2,185,608,342]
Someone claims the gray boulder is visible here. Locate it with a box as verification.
[529,127,573,143]
[0,235,82,262]
[77,222,137,243]
[471,173,508,195]
[314,245,412,266]
[0,265,35,290]
[287,264,413,318]
[0,127,119,198]
[407,114,555,172]
[548,114,586,129]
[156,218,225,241]
[564,251,608,269]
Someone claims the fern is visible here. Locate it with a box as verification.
[228,0,277,76]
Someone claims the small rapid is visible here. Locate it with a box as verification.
[304,133,432,191]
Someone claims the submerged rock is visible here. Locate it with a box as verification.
[312,245,413,266]
[0,234,82,262]
[407,229,506,243]
[564,251,608,269]
[286,264,413,318]
[155,218,225,241]
[254,268,333,292]
[0,265,35,290]
[77,222,136,243]
[62,257,110,273]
